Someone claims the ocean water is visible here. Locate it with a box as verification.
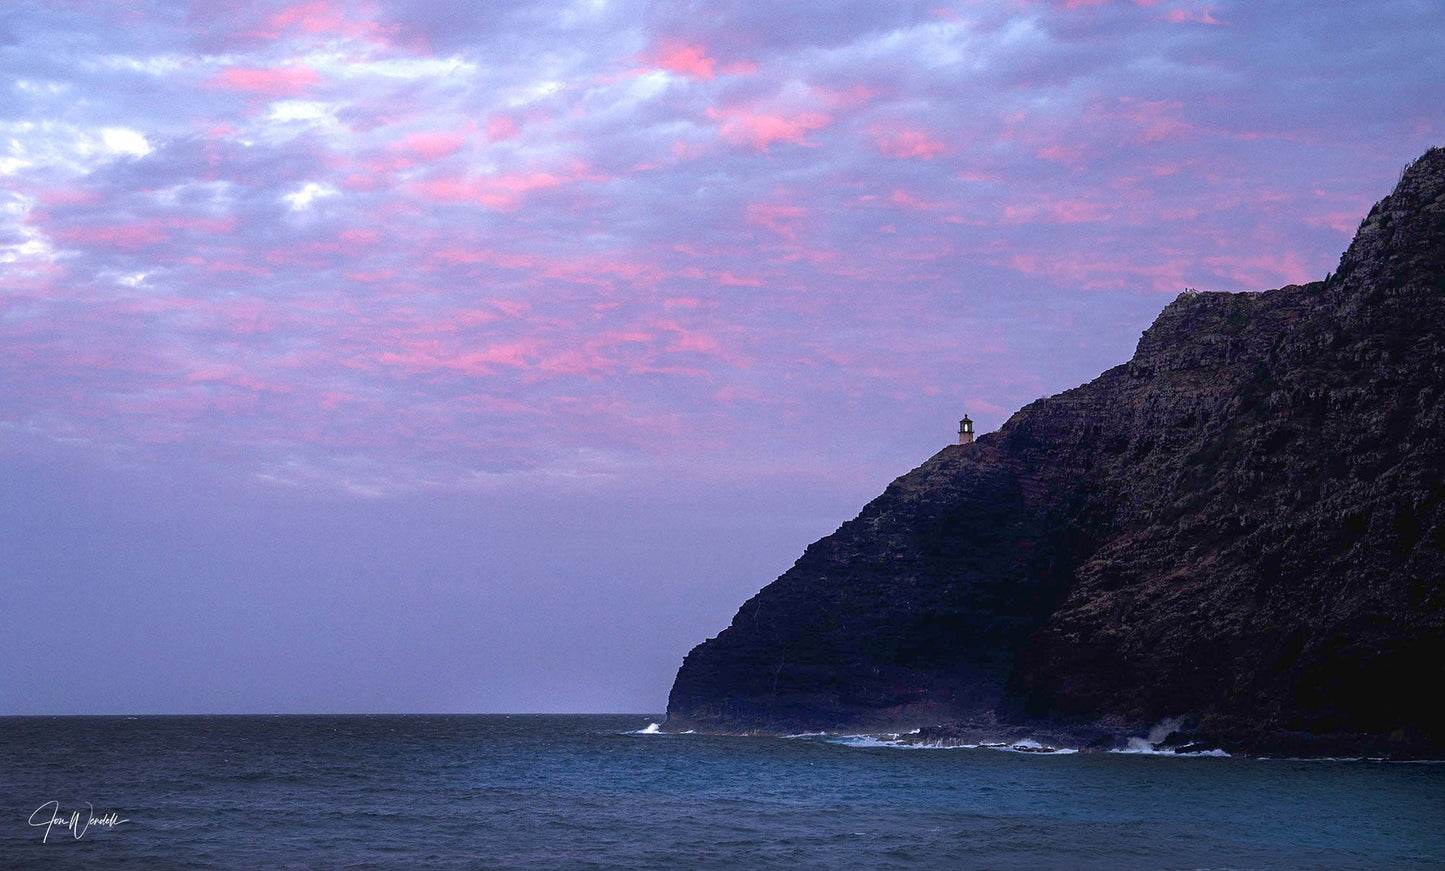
[1,715,1441,870]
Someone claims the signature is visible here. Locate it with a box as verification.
[28,801,129,843]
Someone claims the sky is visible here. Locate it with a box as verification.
[1,0,1440,714]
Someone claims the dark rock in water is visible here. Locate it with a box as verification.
[665,148,1445,759]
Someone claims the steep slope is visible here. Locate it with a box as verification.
[665,148,1445,757]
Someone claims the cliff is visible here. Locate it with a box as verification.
[665,147,1445,757]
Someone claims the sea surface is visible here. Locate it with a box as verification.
[1,714,1442,870]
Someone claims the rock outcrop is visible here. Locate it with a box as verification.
[665,148,1445,758]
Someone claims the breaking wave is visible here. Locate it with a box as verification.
[1112,716,1230,757]
[827,734,1079,754]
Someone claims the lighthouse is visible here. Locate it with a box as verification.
[958,415,974,445]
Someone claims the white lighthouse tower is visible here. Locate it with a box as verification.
[958,414,974,445]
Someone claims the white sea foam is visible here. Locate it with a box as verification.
[1110,715,1228,756]
[830,733,973,750]
[1148,716,1186,745]
[999,739,1078,755]
[1113,743,1230,757]
[634,722,662,734]
[831,734,904,748]
[825,734,1079,754]
[1114,718,1230,757]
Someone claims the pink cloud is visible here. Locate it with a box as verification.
[486,115,520,141]
[187,363,292,395]
[208,66,321,96]
[708,105,831,151]
[258,0,403,47]
[717,271,763,287]
[654,319,722,355]
[668,139,707,161]
[317,390,356,410]
[540,255,665,290]
[31,187,101,208]
[889,190,948,211]
[746,203,807,241]
[178,216,240,235]
[432,247,538,271]
[262,237,364,267]
[1051,199,1113,223]
[639,39,755,80]
[267,0,347,34]
[678,267,764,287]
[410,172,563,210]
[1166,6,1220,24]
[1201,250,1313,289]
[1305,211,1366,236]
[1036,143,1088,167]
[346,269,397,283]
[195,257,272,279]
[338,158,405,192]
[493,300,530,317]
[363,330,552,379]
[645,40,717,80]
[408,161,605,210]
[201,298,281,335]
[1052,0,1167,8]
[339,229,380,246]
[1001,196,1113,224]
[1111,98,1193,143]
[54,222,169,250]
[398,131,468,160]
[874,127,951,160]
[1005,249,1206,292]
[815,85,885,110]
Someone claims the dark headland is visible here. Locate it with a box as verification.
[665,147,1445,759]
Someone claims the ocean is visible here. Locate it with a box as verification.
[1,714,1441,870]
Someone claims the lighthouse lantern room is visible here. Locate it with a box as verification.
[958,415,974,445]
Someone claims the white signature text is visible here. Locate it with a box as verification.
[28,801,129,843]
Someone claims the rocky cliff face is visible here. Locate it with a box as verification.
[665,148,1445,757]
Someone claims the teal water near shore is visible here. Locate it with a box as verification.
[1,714,1441,869]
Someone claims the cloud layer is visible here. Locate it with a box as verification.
[3,0,1439,496]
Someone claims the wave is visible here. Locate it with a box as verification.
[1110,717,1230,757]
[626,722,696,735]
[827,734,1078,754]
[624,715,1225,756]
[1112,742,1231,758]
[829,734,910,749]
[620,723,1443,761]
